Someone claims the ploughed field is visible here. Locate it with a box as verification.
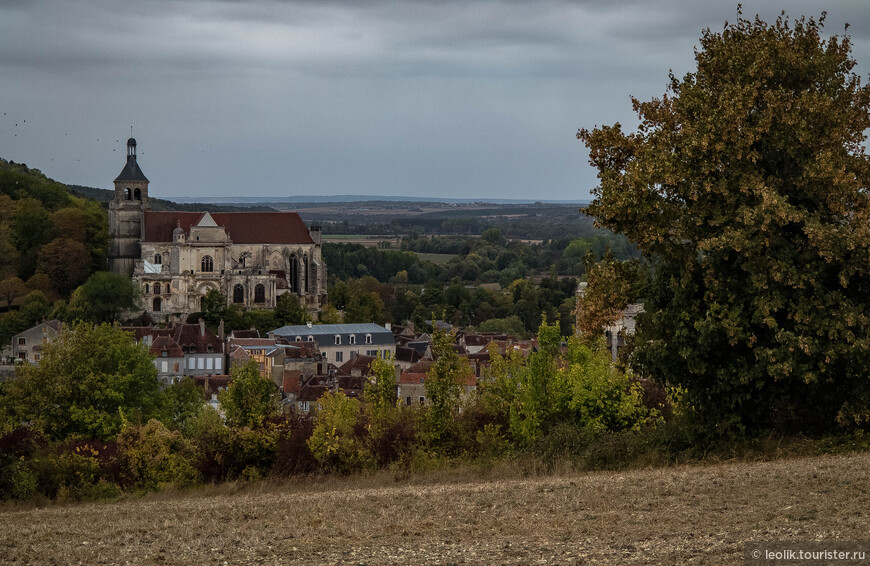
[2,452,868,565]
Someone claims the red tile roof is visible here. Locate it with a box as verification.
[338,354,375,376]
[143,211,314,244]
[149,336,183,358]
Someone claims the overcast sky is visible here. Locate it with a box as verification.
[0,1,868,202]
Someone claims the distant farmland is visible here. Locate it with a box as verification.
[322,234,401,248]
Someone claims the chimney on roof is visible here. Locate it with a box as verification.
[199,318,205,337]
[385,323,391,331]
[218,319,225,345]
[307,321,313,329]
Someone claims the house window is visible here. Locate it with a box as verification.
[201,255,214,273]
[365,334,372,344]
[301,401,310,412]
[162,350,168,357]
[145,284,150,294]
[233,284,244,303]
[367,350,378,357]
[206,357,213,370]
[335,351,343,363]
[173,362,179,372]
[419,397,425,404]
[334,335,341,345]
[254,284,265,303]
[215,358,222,371]
[349,334,356,345]
[153,297,162,312]
[198,357,205,370]
[34,353,39,362]
[161,361,168,372]
[154,254,162,265]
[154,282,161,295]
[188,358,195,370]
[17,338,25,346]
[406,397,411,406]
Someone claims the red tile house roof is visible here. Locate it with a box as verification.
[149,335,184,358]
[337,354,376,377]
[174,323,223,353]
[143,211,314,244]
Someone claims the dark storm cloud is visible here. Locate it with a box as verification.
[0,0,867,201]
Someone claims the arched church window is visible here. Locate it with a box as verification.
[154,282,161,294]
[145,283,150,294]
[201,255,214,273]
[289,254,299,293]
[124,188,131,200]
[154,254,162,265]
[153,297,162,312]
[134,188,141,200]
[233,284,244,304]
[254,284,265,303]
[303,255,310,293]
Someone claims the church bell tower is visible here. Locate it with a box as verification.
[108,138,150,275]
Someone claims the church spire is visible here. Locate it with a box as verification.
[115,137,148,182]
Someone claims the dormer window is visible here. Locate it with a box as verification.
[349,334,356,345]
[307,336,313,342]
[365,334,372,344]
[161,350,168,357]
[335,335,341,345]
[295,336,302,342]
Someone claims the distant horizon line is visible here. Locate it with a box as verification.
[168,194,590,205]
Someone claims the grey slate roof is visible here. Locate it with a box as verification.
[115,156,149,182]
[271,323,395,347]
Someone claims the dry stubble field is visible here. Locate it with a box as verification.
[1,452,869,565]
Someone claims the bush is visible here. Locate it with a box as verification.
[117,419,201,490]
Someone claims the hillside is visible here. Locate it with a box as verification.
[2,451,867,564]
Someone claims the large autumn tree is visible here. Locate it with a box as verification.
[579,12,870,434]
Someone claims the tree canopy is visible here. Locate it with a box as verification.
[1,323,164,441]
[579,12,870,434]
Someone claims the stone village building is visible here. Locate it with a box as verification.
[108,138,327,321]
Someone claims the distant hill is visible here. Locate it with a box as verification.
[67,184,278,212]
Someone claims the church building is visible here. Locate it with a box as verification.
[108,138,327,320]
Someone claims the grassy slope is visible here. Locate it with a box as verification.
[2,451,868,564]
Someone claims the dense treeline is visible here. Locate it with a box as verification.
[303,204,638,242]
[0,159,109,345]
[0,322,667,502]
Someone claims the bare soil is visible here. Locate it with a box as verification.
[1,452,868,565]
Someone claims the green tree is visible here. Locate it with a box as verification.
[218,359,280,429]
[422,325,472,448]
[68,271,140,323]
[275,292,309,326]
[36,238,92,296]
[579,12,870,433]
[307,390,369,473]
[0,277,25,308]
[200,288,226,327]
[1,323,164,441]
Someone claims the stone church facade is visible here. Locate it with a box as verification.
[108,138,327,320]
